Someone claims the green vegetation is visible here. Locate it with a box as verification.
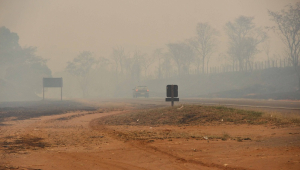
[98,105,300,126]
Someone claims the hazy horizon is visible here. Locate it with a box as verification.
[0,0,296,73]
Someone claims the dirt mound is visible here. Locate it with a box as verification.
[97,105,300,126]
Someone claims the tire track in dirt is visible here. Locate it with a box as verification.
[39,110,150,170]
[134,142,250,170]
[89,118,252,170]
[51,152,149,170]
[1,110,137,170]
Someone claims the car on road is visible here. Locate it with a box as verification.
[133,86,149,98]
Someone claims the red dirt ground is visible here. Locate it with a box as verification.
[0,104,299,170]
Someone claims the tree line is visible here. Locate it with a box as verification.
[66,3,300,96]
[1,3,300,99]
[0,27,51,101]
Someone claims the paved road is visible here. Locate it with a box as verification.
[109,97,300,114]
[1,98,299,114]
[181,98,300,109]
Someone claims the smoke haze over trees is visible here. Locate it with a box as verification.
[269,2,300,90]
[0,1,299,100]
[190,23,218,74]
[0,27,51,101]
[225,16,267,72]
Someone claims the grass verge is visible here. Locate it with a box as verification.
[98,105,300,126]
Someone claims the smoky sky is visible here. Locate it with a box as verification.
[0,0,297,73]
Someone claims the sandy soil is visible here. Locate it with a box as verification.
[0,103,299,170]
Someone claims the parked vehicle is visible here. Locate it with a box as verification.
[133,86,149,98]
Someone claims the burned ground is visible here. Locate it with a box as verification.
[0,100,97,125]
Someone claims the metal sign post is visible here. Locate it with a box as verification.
[171,85,174,106]
[166,85,179,106]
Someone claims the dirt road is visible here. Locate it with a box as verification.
[0,99,300,170]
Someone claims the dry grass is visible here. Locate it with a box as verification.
[102,126,254,142]
[96,105,300,142]
[262,111,300,125]
[98,105,300,127]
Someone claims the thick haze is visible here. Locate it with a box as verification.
[0,0,296,73]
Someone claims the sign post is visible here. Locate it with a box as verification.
[43,77,63,100]
[165,85,179,106]
[171,85,174,106]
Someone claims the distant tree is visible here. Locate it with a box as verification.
[112,47,126,75]
[88,57,113,97]
[132,51,144,82]
[141,53,154,79]
[189,39,202,74]
[225,16,267,71]
[269,3,300,90]
[4,47,51,94]
[190,23,218,74]
[167,42,195,75]
[123,55,134,78]
[122,51,140,82]
[262,40,271,66]
[0,27,21,68]
[152,48,164,79]
[117,50,143,83]
[96,57,110,69]
[153,49,173,79]
[0,26,51,101]
[65,51,97,97]
[161,53,173,79]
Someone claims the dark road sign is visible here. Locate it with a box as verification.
[43,78,63,87]
[43,77,63,100]
[166,84,179,106]
[166,85,178,97]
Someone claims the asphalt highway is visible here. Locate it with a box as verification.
[114,97,300,114]
[1,97,299,114]
[181,98,300,110]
